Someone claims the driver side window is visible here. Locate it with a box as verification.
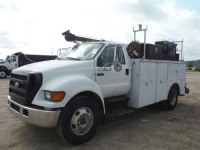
[97,45,115,67]
[12,56,16,62]
[8,56,16,62]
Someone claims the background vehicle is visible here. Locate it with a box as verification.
[0,52,57,78]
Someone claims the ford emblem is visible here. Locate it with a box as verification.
[14,82,19,88]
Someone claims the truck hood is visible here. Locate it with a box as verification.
[12,59,95,76]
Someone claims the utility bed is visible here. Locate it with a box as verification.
[128,59,186,108]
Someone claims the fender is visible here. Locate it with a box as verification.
[168,82,181,95]
[32,75,105,113]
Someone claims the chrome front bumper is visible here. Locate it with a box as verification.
[8,96,61,128]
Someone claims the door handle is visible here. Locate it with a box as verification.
[126,69,129,75]
[97,73,104,76]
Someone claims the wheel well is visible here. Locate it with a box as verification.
[68,91,105,116]
[0,66,8,75]
[0,66,8,71]
[170,83,180,95]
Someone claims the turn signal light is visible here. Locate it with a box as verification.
[45,91,65,102]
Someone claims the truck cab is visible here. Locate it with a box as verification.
[7,41,188,145]
[56,42,131,99]
[5,55,19,69]
[0,55,18,78]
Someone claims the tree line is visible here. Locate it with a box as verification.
[185,59,200,69]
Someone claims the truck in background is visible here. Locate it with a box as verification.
[7,30,189,145]
[0,52,57,78]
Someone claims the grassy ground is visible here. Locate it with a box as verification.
[186,70,200,73]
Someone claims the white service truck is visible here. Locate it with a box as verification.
[7,40,189,145]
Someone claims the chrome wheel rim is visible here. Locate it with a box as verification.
[71,107,94,135]
[0,71,6,78]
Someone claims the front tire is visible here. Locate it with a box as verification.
[56,96,100,145]
[0,70,7,78]
[162,86,178,110]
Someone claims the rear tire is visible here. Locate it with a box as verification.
[162,86,178,110]
[56,96,100,145]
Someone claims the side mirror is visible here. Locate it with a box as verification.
[114,46,123,72]
[114,62,122,72]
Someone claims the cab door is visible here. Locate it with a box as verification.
[6,55,18,70]
[95,44,131,98]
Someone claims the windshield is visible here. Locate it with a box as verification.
[57,43,104,60]
[5,56,9,61]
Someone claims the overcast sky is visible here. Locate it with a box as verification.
[0,0,200,60]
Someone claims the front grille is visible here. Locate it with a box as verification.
[9,73,43,106]
[11,74,28,81]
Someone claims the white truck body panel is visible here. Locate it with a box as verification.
[128,59,186,108]
[95,64,131,98]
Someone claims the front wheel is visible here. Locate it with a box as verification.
[162,86,178,110]
[0,70,7,78]
[56,96,100,145]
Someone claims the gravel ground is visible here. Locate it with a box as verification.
[0,72,200,150]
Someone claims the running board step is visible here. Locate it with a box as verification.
[105,107,135,118]
[104,96,129,113]
[104,96,129,103]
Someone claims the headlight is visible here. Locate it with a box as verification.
[45,91,65,102]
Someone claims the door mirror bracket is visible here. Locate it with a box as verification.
[98,62,113,71]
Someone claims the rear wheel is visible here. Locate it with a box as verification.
[0,70,7,78]
[162,86,178,110]
[56,96,100,145]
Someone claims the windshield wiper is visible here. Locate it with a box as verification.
[64,57,80,60]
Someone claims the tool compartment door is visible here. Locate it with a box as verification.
[156,63,168,102]
[139,61,156,107]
